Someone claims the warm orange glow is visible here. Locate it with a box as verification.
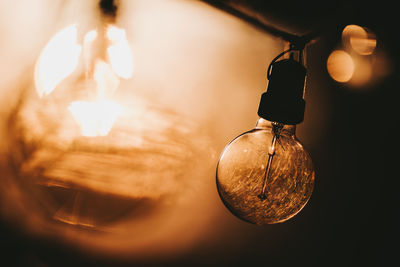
[34,25,132,137]
[351,37,376,55]
[69,60,123,137]
[68,100,123,137]
[84,29,98,44]
[93,60,120,98]
[327,50,354,82]
[34,24,82,97]
[107,25,134,79]
[350,57,372,87]
[342,24,376,55]
[1,0,284,261]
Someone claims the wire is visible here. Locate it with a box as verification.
[267,39,307,80]
[267,48,293,79]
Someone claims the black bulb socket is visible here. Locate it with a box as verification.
[258,58,306,125]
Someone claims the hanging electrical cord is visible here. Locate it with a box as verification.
[266,37,308,80]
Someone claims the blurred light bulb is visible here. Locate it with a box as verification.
[216,56,315,224]
[33,24,132,138]
[342,24,376,56]
[34,24,82,97]
[327,50,354,83]
[17,23,135,227]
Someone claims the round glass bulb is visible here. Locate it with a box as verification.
[216,118,315,224]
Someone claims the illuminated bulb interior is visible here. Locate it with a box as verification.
[342,24,376,55]
[68,100,123,137]
[107,25,134,79]
[34,24,82,97]
[34,24,133,137]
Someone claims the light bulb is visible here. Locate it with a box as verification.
[216,55,315,224]
[12,22,136,227]
[216,118,314,224]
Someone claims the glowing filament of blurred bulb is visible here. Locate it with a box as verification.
[34,24,134,137]
[106,25,133,79]
[34,24,82,97]
[69,60,124,137]
[342,24,376,55]
[68,100,123,137]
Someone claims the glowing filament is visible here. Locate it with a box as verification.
[258,122,284,200]
[69,60,123,137]
[34,24,82,97]
[107,25,133,79]
[68,100,123,137]
[34,25,132,137]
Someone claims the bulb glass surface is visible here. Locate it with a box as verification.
[216,118,314,224]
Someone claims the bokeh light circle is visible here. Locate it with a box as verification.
[327,50,354,83]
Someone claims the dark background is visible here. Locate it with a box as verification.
[1,0,398,266]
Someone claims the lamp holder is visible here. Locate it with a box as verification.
[258,44,307,125]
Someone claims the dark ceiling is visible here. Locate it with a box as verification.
[202,0,395,43]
